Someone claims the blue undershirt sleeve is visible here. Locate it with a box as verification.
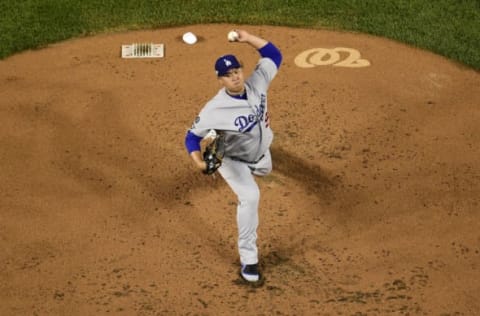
[259,42,283,69]
[185,130,203,154]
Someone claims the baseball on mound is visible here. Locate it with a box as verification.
[182,32,197,45]
[227,30,239,42]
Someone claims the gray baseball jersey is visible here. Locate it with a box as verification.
[190,57,279,163]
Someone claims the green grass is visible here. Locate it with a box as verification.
[0,0,479,69]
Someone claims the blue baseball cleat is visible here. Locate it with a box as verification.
[240,263,260,282]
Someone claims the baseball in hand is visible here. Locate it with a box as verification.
[227,30,239,42]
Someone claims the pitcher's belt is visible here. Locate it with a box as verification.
[229,154,265,164]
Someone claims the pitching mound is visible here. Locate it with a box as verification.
[1,24,479,315]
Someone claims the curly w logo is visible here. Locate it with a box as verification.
[295,47,370,68]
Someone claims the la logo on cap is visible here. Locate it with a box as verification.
[224,59,232,67]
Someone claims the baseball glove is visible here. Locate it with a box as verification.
[203,132,225,175]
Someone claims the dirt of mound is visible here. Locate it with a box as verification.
[1,24,479,315]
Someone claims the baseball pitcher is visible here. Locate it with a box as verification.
[184,29,282,283]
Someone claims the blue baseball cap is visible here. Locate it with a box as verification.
[215,54,241,76]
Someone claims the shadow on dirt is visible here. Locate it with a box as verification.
[170,146,340,209]
[271,146,338,203]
